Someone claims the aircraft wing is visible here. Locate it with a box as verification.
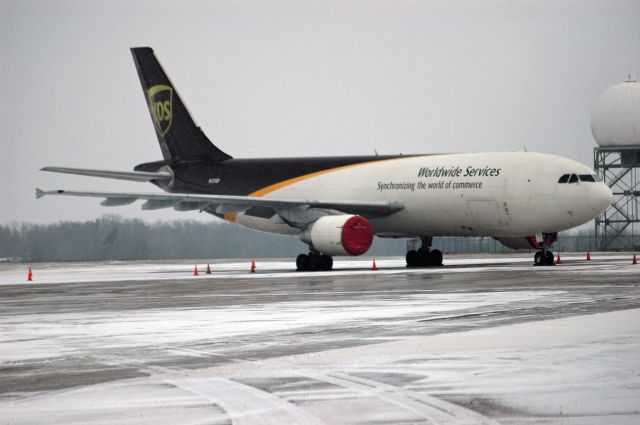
[35,188,404,219]
[41,167,172,182]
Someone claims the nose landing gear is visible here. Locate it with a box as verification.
[533,233,557,266]
[534,250,555,266]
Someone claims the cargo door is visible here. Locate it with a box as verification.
[468,197,511,232]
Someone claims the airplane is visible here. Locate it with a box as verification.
[36,47,613,270]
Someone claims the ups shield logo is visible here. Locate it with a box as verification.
[147,85,173,136]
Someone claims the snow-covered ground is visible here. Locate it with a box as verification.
[0,289,562,363]
[2,309,639,424]
[1,255,639,424]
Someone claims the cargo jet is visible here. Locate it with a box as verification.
[36,47,612,269]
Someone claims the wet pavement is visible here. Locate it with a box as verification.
[1,253,639,424]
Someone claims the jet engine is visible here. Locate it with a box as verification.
[303,215,373,256]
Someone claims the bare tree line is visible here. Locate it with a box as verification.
[0,215,406,262]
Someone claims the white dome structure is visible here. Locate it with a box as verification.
[591,78,640,147]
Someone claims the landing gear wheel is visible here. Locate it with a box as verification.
[296,254,309,271]
[534,250,555,266]
[321,254,333,271]
[406,250,419,267]
[544,250,555,266]
[406,237,444,268]
[430,249,443,266]
[534,251,544,266]
[297,252,333,271]
[406,248,444,267]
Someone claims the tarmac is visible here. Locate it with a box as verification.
[1,253,639,424]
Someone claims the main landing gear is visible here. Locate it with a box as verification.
[296,252,333,271]
[406,236,443,267]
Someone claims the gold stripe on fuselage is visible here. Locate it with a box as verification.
[223,156,411,223]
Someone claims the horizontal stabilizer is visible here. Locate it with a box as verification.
[41,167,172,182]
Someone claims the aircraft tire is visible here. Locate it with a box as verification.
[544,250,555,266]
[321,254,333,271]
[534,251,544,266]
[406,250,419,267]
[430,249,443,266]
[296,254,309,271]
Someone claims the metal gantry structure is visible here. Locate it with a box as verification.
[594,145,640,250]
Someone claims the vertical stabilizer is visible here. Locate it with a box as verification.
[131,47,232,162]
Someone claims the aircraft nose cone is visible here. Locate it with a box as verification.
[588,183,612,213]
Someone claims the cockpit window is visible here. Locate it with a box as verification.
[579,174,596,182]
[559,173,598,183]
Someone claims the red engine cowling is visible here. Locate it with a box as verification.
[308,215,373,256]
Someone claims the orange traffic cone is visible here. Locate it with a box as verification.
[27,267,33,282]
[586,251,591,261]
[250,259,256,273]
[633,254,637,265]
[206,264,212,274]
[193,265,199,276]
[556,252,562,264]
[371,259,377,271]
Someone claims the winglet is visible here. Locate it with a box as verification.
[35,188,46,199]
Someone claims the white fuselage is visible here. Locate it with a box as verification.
[234,152,612,239]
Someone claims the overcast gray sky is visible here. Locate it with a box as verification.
[1,0,639,224]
